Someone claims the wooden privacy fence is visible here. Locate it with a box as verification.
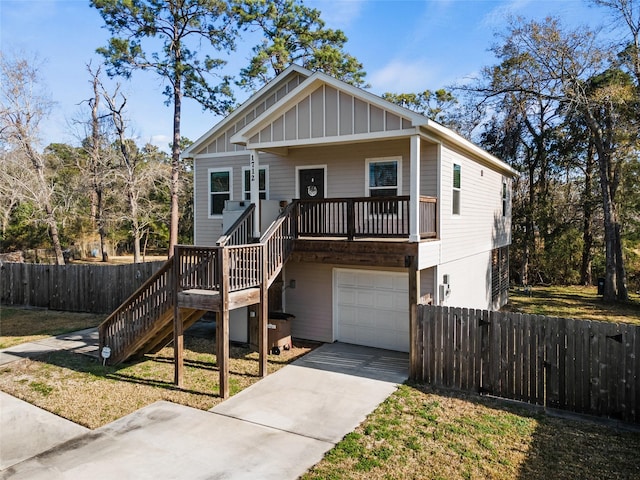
[0,261,164,314]
[414,305,640,423]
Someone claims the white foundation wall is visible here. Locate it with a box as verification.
[436,250,494,310]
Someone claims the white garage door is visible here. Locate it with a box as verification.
[334,269,409,352]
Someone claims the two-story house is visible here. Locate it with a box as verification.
[99,65,516,396]
[183,64,516,353]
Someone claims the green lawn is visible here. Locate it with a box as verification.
[503,285,640,324]
[304,285,640,479]
[0,307,106,349]
[303,384,640,480]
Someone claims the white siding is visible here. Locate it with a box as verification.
[242,85,415,149]
[438,142,511,265]
[192,72,305,156]
[284,262,334,342]
[436,250,494,310]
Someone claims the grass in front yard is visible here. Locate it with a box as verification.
[0,335,313,429]
[504,285,640,325]
[0,308,106,348]
[303,384,640,480]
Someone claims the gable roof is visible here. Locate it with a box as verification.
[184,65,517,177]
[182,64,312,157]
[229,70,427,149]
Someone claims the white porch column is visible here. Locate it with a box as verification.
[250,150,260,238]
[409,134,421,242]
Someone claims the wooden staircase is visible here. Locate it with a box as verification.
[98,202,297,366]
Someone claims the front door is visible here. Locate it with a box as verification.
[298,167,325,200]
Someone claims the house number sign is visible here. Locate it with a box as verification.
[250,154,256,182]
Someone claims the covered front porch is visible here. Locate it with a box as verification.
[222,194,438,248]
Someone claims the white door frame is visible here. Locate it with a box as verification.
[295,164,328,199]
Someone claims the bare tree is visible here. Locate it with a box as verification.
[0,53,65,264]
[102,85,166,263]
[80,63,118,262]
[471,17,632,301]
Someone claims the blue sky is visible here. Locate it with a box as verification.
[1,0,609,151]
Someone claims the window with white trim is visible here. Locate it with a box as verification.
[366,157,402,215]
[452,163,461,215]
[209,168,232,216]
[242,166,268,200]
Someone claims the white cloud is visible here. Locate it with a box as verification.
[149,134,172,152]
[369,59,440,94]
[307,0,365,29]
[481,0,535,28]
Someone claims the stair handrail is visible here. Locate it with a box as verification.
[217,203,256,246]
[98,257,175,364]
[260,200,298,286]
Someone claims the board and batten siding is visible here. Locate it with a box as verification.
[247,84,414,146]
[193,73,305,156]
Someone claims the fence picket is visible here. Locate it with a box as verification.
[414,305,640,424]
[1,261,164,314]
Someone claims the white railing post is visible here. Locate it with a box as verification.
[409,134,421,242]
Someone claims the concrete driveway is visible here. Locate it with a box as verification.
[1,342,408,479]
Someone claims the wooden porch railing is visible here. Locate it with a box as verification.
[217,204,256,246]
[174,244,262,293]
[419,196,437,239]
[260,201,297,286]
[296,196,437,240]
[99,258,175,365]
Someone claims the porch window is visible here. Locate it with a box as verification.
[209,168,232,216]
[366,157,402,214]
[452,163,461,215]
[242,166,268,200]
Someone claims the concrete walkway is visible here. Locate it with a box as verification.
[1,336,408,479]
[0,328,99,366]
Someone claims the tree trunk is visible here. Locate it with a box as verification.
[44,206,65,265]
[580,146,594,285]
[614,222,629,300]
[586,112,627,302]
[129,189,141,264]
[169,74,182,257]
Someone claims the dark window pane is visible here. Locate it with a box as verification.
[211,171,229,193]
[211,193,229,215]
[244,168,267,195]
[453,164,461,188]
[370,188,397,197]
[453,190,460,215]
[369,161,397,187]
